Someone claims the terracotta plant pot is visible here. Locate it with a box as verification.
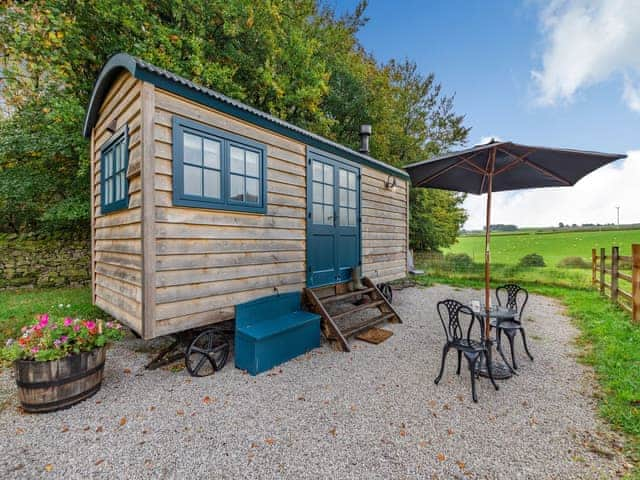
[14,347,106,413]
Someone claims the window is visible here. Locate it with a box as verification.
[172,117,266,213]
[100,126,129,214]
[311,160,334,225]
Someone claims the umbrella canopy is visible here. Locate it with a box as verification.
[405,140,625,194]
[404,140,626,366]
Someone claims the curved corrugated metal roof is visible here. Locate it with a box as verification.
[84,53,408,179]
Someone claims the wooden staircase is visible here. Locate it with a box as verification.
[303,277,402,352]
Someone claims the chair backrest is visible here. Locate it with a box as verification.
[436,299,484,344]
[495,284,528,321]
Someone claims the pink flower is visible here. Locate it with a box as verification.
[73,324,80,332]
[31,347,39,354]
[39,314,49,327]
[85,321,96,330]
[63,317,73,327]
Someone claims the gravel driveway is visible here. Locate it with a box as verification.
[0,284,628,479]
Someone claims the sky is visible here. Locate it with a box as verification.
[332,0,640,229]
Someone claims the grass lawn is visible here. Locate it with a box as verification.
[0,286,104,346]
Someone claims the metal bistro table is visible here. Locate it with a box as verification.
[471,305,517,380]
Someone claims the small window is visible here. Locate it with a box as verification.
[172,117,266,213]
[100,126,129,214]
[338,168,357,226]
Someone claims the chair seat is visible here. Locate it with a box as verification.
[490,319,521,330]
[451,338,485,351]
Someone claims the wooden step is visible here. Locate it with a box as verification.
[329,312,396,339]
[331,300,384,321]
[321,288,374,305]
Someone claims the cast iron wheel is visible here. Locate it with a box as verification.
[185,329,230,377]
[377,282,393,304]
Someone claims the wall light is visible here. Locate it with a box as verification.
[385,175,397,192]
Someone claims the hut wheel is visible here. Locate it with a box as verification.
[185,329,230,377]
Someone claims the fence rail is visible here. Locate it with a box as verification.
[592,244,640,321]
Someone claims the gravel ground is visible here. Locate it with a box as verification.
[0,284,629,479]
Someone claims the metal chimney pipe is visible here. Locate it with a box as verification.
[359,124,372,154]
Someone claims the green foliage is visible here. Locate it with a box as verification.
[410,188,468,251]
[0,0,468,248]
[557,256,591,269]
[444,252,473,271]
[518,253,545,267]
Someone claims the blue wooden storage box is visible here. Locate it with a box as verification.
[235,292,321,375]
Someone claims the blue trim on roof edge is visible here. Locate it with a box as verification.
[83,53,409,180]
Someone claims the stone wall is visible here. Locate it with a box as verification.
[0,233,91,290]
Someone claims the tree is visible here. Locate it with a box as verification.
[0,0,469,251]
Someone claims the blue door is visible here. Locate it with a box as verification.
[307,150,360,288]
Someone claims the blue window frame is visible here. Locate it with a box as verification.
[100,125,129,214]
[172,116,267,213]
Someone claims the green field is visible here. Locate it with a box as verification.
[444,228,640,266]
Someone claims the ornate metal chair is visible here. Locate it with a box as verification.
[434,299,499,402]
[492,284,534,371]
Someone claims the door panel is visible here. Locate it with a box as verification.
[307,151,360,287]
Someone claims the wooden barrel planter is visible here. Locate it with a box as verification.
[14,347,106,413]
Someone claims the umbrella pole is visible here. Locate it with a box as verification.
[484,148,496,340]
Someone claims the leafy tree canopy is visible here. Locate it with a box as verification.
[0,0,469,250]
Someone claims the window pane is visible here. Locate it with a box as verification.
[323,205,333,225]
[203,170,220,199]
[246,178,259,203]
[104,179,111,204]
[184,133,202,165]
[230,174,244,201]
[312,161,323,181]
[312,204,323,224]
[324,185,333,205]
[119,173,126,200]
[184,165,203,196]
[312,182,323,203]
[245,151,260,177]
[339,207,348,226]
[105,151,112,178]
[115,172,121,200]
[339,169,348,187]
[348,208,356,226]
[323,164,333,184]
[114,145,121,171]
[230,146,245,174]
[339,188,347,207]
[349,190,356,207]
[203,139,220,169]
[348,171,356,189]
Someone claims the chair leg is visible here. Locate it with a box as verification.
[505,330,518,370]
[484,351,499,391]
[434,345,449,385]
[520,328,534,361]
[456,350,462,375]
[496,329,516,374]
[466,353,479,403]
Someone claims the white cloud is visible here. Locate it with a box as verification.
[532,0,640,111]
[463,150,639,229]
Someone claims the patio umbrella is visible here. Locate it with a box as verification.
[404,140,625,370]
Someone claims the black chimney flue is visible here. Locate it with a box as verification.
[359,124,372,155]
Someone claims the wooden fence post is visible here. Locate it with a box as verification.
[592,248,597,286]
[632,244,640,323]
[611,246,619,304]
[600,247,606,295]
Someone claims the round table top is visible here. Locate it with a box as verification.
[470,305,517,320]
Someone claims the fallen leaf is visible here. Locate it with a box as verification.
[95,459,104,466]
[203,396,213,404]
[96,426,103,433]
[428,400,437,408]
[447,428,454,436]
[149,406,156,411]
[15,428,24,435]
[250,442,259,448]
[61,426,69,433]
[443,403,451,410]
[456,460,466,470]
[265,437,276,446]
[399,429,407,437]
[142,429,149,434]
[436,453,446,462]
[350,404,357,412]
[95,400,102,405]
[83,426,90,431]
[456,394,464,402]
[123,368,132,374]
[328,427,337,437]
[44,464,53,472]
[297,396,305,401]
[119,417,127,426]
[176,410,185,416]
